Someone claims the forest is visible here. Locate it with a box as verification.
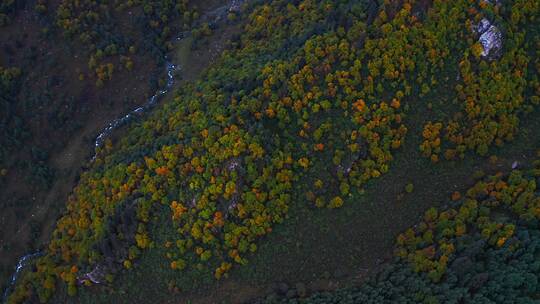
[2,0,540,303]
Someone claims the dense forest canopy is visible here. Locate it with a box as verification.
[3,0,540,303]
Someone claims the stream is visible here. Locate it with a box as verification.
[92,0,246,157]
[2,0,248,302]
[92,60,178,158]
[2,252,43,302]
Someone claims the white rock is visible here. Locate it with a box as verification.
[475,18,503,59]
[476,18,492,33]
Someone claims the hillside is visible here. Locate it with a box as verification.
[2,0,540,303]
[0,0,229,294]
[261,161,540,303]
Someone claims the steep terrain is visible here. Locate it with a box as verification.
[0,0,232,296]
[3,0,540,303]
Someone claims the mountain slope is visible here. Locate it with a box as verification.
[6,0,540,303]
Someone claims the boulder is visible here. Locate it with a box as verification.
[475,18,503,60]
